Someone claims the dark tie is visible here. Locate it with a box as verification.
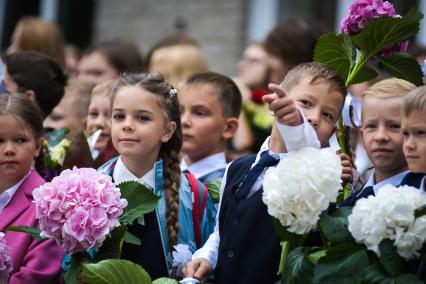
[236,151,279,202]
[356,185,374,199]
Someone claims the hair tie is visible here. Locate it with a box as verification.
[169,88,177,98]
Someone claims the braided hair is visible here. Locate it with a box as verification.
[112,73,182,248]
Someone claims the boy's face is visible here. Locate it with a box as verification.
[287,77,343,147]
[361,97,407,175]
[402,110,426,173]
[178,84,229,163]
[43,94,82,139]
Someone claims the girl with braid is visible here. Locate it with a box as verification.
[98,73,216,279]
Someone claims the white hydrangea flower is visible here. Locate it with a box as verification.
[172,244,193,277]
[348,184,426,260]
[262,147,342,235]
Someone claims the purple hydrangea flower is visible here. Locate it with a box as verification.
[0,233,13,284]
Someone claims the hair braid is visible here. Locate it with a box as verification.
[161,148,181,248]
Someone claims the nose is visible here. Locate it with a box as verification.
[306,111,320,128]
[3,141,16,156]
[404,135,416,151]
[121,117,134,132]
[374,125,389,142]
[181,111,191,128]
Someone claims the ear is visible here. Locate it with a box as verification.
[222,117,239,140]
[25,90,37,103]
[161,121,177,143]
[34,137,44,158]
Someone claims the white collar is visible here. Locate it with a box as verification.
[0,171,31,214]
[180,152,227,179]
[364,170,410,195]
[113,156,155,189]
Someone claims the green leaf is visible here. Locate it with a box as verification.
[95,225,128,261]
[152,278,178,284]
[318,207,353,244]
[314,33,356,81]
[118,181,160,225]
[273,218,303,245]
[5,226,45,240]
[80,259,152,284]
[281,247,314,284]
[204,178,221,204]
[307,250,327,264]
[363,262,423,284]
[404,5,424,23]
[124,231,141,245]
[64,255,82,284]
[378,53,423,86]
[46,128,70,147]
[352,17,420,59]
[415,204,426,218]
[378,239,402,276]
[346,64,378,86]
[313,243,368,284]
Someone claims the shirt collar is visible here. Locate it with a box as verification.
[0,171,31,214]
[258,136,288,162]
[365,170,410,195]
[113,156,155,189]
[180,152,227,179]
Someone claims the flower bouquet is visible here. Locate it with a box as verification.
[0,232,13,284]
[314,0,424,199]
[8,167,181,284]
[263,149,426,283]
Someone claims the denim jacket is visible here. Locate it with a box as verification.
[98,156,217,271]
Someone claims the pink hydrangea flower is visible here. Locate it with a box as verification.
[33,167,128,254]
[340,0,408,56]
[0,232,13,284]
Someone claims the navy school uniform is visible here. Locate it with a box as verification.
[215,155,281,284]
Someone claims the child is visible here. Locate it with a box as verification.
[342,78,416,206]
[178,72,241,183]
[0,94,64,283]
[401,86,426,190]
[98,73,216,279]
[185,62,347,283]
[43,79,95,139]
[85,80,115,159]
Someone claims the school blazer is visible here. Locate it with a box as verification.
[0,170,64,284]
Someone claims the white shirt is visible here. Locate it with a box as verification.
[180,152,227,180]
[192,121,311,268]
[113,156,155,189]
[0,171,31,214]
[357,170,410,197]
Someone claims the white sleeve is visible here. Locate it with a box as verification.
[191,162,232,268]
[276,109,320,151]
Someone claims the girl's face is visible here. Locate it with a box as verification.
[238,44,269,89]
[77,51,119,84]
[86,94,111,151]
[0,114,42,189]
[111,86,175,165]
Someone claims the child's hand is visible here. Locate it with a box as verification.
[339,152,353,184]
[262,83,303,126]
[183,258,212,281]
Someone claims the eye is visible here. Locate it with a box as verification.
[323,112,334,121]
[401,130,409,137]
[416,130,426,136]
[16,137,28,144]
[364,123,376,129]
[88,111,99,118]
[136,114,151,122]
[112,113,124,121]
[299,99,312,107]
[389,123,401,130]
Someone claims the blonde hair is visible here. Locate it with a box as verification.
[91,79,115,98]
[149,44,209,87]
[65,79,96,119]
[362,78,415,99]
[12,17,66,69]
[403,86,426,116]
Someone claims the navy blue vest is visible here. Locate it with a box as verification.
[215,155,281,284]
[342,172,426,207]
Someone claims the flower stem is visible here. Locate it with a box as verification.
[277,241,290,275]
